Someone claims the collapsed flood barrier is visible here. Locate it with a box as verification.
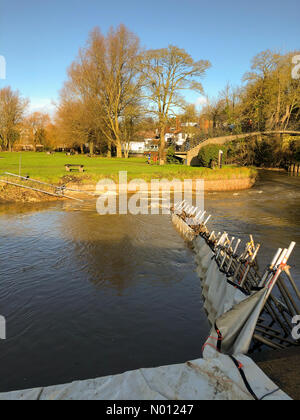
[0,200,296,400]
[0,172,83,202]
[172,200,300,354]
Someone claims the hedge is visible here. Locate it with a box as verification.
[198,144,228,167]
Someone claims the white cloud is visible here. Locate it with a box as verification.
[28,98,56,117]
[195,95,208,109]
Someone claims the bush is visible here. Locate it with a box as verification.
[166,146,182,164]
[198,144,228,168]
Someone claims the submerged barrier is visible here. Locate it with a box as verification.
[172,200,300,355]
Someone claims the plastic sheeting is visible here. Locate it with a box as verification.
[0,353,290,400]
[0,217,291,400]
[192,235,270,355]
[172,214,196,242]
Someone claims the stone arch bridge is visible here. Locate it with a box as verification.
[175,131,300,166]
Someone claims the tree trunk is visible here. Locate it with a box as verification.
[281,103,293,131]
[80,144,84,154]
[124,146,129,159]
[107,141,112,158]
[3,132,8,151]
[159,126,165,165]
[116,140,122,158]
[89,141,94,155]
[275,79,281,131]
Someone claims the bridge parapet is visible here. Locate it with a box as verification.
[186,131,300,166]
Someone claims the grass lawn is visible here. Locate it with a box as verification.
[0,152,257,184]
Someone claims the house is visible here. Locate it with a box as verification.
[127,141,147,154]
[126,117,213,155]
[124,139,159,156]
[164,120,199,149]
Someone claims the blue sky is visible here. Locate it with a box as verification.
[0,0,299,114]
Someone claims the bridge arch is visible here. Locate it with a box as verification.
[175,131,300,166]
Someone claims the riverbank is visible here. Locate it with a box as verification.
[0,183,63,203]
[0,153,257,202]
[0,176,257,203]
[0,152,257,184]
[70,176,256,193]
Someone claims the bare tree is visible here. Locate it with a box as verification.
[23,112,51,151]
[63,24,143,157]
[120,101,143,158]
[242,50,300,131]
[56,94,103,154]
[0,87,28,151]
[138,46,211,164]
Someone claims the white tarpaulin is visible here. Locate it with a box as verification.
[172,214,196,242]
[193,236,269,356]
[0,353,290,400]
[0,217,291,400]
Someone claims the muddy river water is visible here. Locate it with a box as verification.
[0,170,299,391]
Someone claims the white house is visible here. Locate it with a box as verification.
[126,141,146,153]
[164,132,188,147]
[124,139,159,155]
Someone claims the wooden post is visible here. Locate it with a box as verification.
[218,150,223,169]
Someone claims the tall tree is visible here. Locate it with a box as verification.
[23,112,51,151]
[138,46,211,164]
[219,83,241,128]
[63,24,143,157]
[56,95,103,154]
[0,87,28,151]
[242,50,300,131]
[199,97,226,130]
[120,101,143,159]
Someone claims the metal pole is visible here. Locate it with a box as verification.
[0,179,83,202]
[284,268,300,300]
[253,334,285,350]
[255,327,296,346]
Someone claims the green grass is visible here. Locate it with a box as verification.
[0,152,257,184]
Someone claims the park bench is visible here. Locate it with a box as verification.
[65,164,85,173]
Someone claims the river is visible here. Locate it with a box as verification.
[0,170,299,392]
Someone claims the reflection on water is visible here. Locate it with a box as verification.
[0,201,209,391]
[0,170,299,392]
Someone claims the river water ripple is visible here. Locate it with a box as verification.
[0,170,299,391]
